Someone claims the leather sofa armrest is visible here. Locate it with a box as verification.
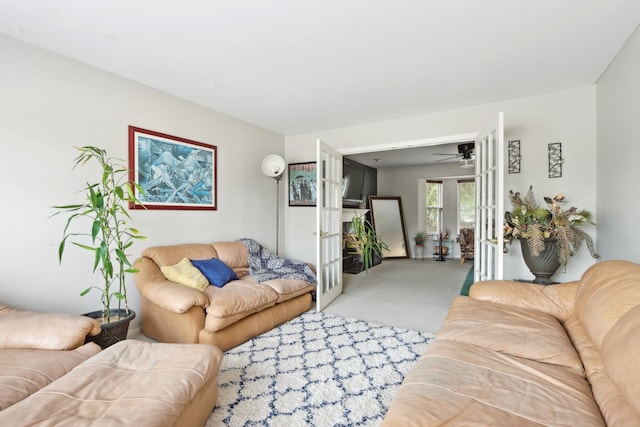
[134,258,210,314]
[469,280,579,322]
[0,304,101,351]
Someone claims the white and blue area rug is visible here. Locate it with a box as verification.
[207,311,433,427]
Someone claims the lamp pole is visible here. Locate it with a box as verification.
[275,174,282,255]
[261,154,286,256]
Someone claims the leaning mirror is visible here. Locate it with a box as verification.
[368,196,409,258]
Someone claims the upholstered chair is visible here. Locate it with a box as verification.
[457,228,475,264]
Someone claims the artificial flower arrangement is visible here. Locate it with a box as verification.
[504,186,599,267]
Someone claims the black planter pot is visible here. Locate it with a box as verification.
[519,238,561,285]
[83,309,136,349]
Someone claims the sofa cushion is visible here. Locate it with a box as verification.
[601,304,640,417]
[0,305,101,351]
[191,257,238,288]
[203,279,278,332]
[382,339,605,427]
[261,278,317,303]
[575,260,640,349]
[160,258,209,291]
[564,313,603,379]
[0,343,100,410]
[211,241,249,269]
[437,296,585,376]
[142,243,219,268]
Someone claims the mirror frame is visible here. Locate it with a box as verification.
[368,196,410,258]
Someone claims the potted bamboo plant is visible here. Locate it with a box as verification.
[52,146,147,348]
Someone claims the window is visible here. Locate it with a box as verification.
[458,180,475,230]
[425,180,443,235]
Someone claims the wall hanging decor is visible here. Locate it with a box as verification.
[128,126,217,210]
[288,162,317,206]
[508,140,521,174]
[548,142,563,178]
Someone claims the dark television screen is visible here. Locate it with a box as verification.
[343,159,365,206]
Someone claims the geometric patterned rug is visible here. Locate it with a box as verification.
[206,311,434,426]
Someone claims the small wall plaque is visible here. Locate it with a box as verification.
[548,142,563,178]
[508,140,521,174]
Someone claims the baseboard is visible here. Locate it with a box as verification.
[127,325,142,338]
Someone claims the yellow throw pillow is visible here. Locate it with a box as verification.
[160,257,209,292]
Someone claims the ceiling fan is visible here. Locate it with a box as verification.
[433,142,475,167]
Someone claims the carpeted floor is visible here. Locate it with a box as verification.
[324,258,469,333]
[207,311,433,426]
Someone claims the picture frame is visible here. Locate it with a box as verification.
[288,162,317,207]
[128,126,217,210]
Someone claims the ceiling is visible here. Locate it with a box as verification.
[1,0,639,141]
[345,142,472,168]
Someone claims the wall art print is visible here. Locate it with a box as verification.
[508,140,521,174]
[289,162,317,207]
[548,142,563,179]
[128,126,217,210]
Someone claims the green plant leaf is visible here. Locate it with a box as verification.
[91,220,100,243]
[57,239,66,263]
[115,248,131,266]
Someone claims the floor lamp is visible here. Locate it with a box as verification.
[261,154,286,255]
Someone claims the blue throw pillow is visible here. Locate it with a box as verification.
[190,257,238,288]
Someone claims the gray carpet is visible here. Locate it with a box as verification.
[324,257,469,333]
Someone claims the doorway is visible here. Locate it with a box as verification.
[340,132,478,274]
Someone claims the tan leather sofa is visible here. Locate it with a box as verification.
[0,303,223,426]
[0,339,223,426]
[383,260,640,426]
[0,303,102,410]
[135,241,316,351]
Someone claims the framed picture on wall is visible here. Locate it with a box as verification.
[288,162,317,206]
[128,126,217,210]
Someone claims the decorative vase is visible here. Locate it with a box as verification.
[83,309,136,349]
[519,238,561,285]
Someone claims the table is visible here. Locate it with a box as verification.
[433,239,453,261]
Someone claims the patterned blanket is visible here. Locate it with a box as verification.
[238,238,317,285]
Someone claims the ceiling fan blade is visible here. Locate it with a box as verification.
[433,153,458,156]
[435,156,458,162]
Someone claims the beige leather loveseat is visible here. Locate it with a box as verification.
[383,260,640,426]
[0,303,102,411]
[135,240,316,350]
[0,303,223,426]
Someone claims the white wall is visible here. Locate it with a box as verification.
[285,86,598,282]
[0,35,284,325]
[376,163,467,259]
[597,25,640,262]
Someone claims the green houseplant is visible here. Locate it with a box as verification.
[414,232,426,246]
[504,186,598,283]
[52,146,147,347]
[345,212,388,272]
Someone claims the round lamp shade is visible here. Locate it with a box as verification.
[261,154,286,178]
[459,159,475,168]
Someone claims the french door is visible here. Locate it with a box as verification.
[315,139,343,310]
[474,112,504,281]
